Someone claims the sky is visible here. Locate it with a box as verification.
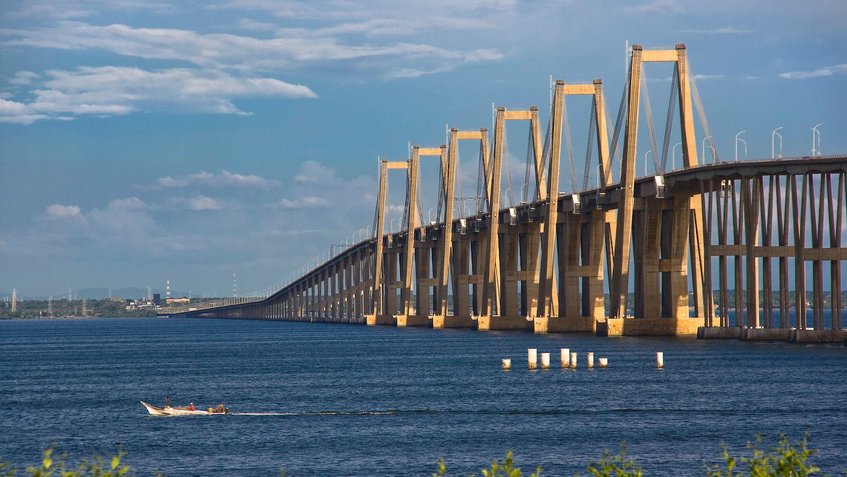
[1,0,846,298]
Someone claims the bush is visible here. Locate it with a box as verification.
[0,435,834,476]
[433,451,541,477]
[15,446,134,477]
[581,447,642,477]
[435,435,829,477]
[706,434,820,477]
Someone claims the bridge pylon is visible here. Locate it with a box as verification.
[432,128,491,329]
[477,106,546,331]
[534,79,615,334]
[605,43,710,336]
[366,160,409,326]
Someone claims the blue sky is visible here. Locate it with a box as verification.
[1,0,845,298]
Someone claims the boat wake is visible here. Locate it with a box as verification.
[230,410,396,416]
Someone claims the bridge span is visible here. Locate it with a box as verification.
[161,44,847,343]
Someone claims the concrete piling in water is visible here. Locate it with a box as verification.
[570,351,577,369]
[541,352,551,369]
[528,348,538,370]
[587,352,594,368]
[598,357,608,368]
[502,358,512,370]
[656,352,664,369]
[560,348,570,368]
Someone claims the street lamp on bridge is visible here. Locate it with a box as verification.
[771,127,784,159]
[812,123,824,157]
[735,130,747,162]
[672,142,681,170]
[644,149,652,177]
[701,136,714,164]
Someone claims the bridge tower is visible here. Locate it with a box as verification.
[366,159,409,326]
[432,128,490,329]
[477,106,546,331]
[395,145,446,327]
[605,43,709,336]
[534,79,614,334]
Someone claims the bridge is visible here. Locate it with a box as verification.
[161,44,847,343]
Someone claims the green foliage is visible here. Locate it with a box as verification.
[434,436,832,477]
[18,446,133,477]
[582,447,642,477]
[706,435,820,477]
[0,435,835,477]
[433,451,541,477]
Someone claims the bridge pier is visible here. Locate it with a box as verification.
[432,315,476,329]
[534,316,596,333]
[396,314,432,328]
[600,317,703,337]
[477,315,533,331]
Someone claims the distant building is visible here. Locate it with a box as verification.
[152,293,161,306]
[166,297,190,305]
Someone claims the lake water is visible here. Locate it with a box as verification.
[1,317,845,476]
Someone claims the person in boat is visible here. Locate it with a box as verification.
[165,396,171,408]
[188,402,195,411]
[215,403,225,414]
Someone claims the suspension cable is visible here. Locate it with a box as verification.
[503,123,514,207]
[523,127,533,203]
[609,65,630,179]
[640,62,661,174]
[401,167,409,231]
[689,63,720,163]
[561,96,578,193]
[416,185,424,227]
[454,145,462,218]
[660,68,678,173]
[476,141,486,215]
[436,154,446,224]
[582,100,596,191]
[539,114,553,201]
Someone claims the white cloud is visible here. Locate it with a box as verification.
[9,71,40,86]
[0,11,504,124]
[6,1,174,19]
[278,196,330,209]
[216,0,520,22]
[624,0,683,14]
[679,26,751,34]
[0,98,50,124]
[178,195,224,211]
[237,18,276,31]
[693,74,726,81]
[156,170,280,190]
[45,203,82,219]
[107,197,147,211]
[275,17,493,39]
[0,66,315,123]
[0,22,502,75]
[293,161,337,184]
[778,64,847,80]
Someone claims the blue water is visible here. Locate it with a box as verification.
[1,318,845,476]
[720,309,846,329]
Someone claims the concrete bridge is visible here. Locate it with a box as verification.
[161,44,847,343]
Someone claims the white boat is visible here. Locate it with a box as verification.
[140,401,229,416]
